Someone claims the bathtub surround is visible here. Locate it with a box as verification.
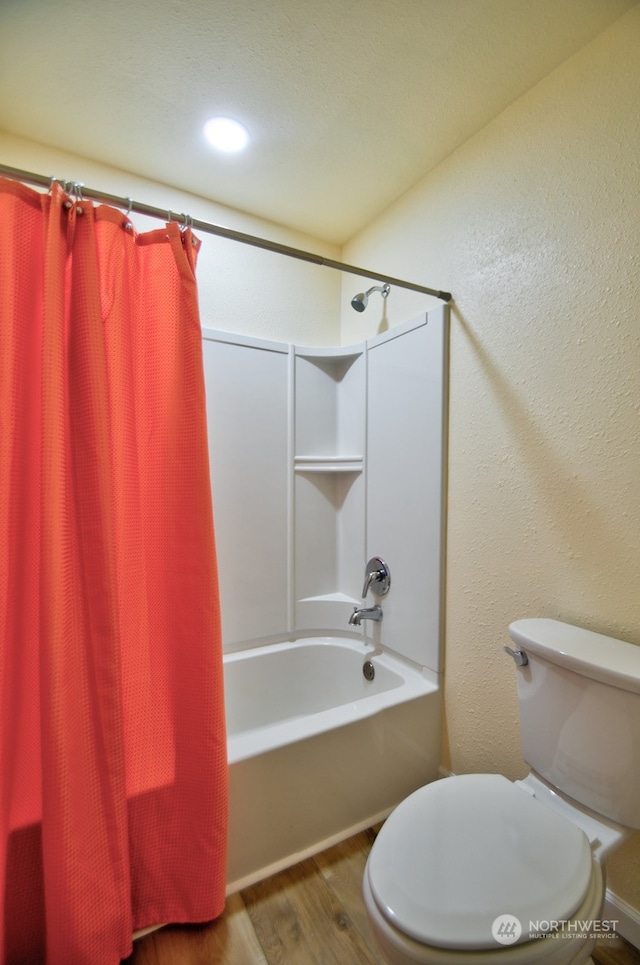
[202,308,448,671]
[203,310,447,888]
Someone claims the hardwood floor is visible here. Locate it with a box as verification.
[123,827,640,964]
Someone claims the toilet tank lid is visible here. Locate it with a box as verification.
[509,619,640,695]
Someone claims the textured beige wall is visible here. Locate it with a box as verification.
[341,6,640,913]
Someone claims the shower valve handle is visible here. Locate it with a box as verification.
[362,557,391,598]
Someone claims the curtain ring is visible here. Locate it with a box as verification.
[61,178,72,210]
[61,182,84,214]
[179,213,193,244]
[123,197,134,231]
[73,182,84,215]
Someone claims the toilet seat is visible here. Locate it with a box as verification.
[364,859,604,965]
[367,774,594,951]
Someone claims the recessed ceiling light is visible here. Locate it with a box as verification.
[204,116,250,153]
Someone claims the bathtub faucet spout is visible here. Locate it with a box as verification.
[349,605,383,626]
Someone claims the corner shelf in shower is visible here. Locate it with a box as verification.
[297,592,361,604]
[294,455,363,474]
[293,343,366,631]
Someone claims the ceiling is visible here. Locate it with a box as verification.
[0,0,636,244]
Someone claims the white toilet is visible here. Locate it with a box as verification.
[363,618,640,964]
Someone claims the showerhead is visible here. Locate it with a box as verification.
[350,283,391,312]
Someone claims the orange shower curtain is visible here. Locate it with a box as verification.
[0,179,228,964]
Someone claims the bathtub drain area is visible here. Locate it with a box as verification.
[363,660,375,681]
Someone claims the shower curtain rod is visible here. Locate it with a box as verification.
[0,163,452,302]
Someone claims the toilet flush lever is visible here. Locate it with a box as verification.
[504,646,529,667]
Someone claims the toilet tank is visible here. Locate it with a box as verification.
[508,618,640,829]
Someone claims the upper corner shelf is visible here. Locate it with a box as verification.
[294,343,364,361]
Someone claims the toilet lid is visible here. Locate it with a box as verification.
[368,774,593,950]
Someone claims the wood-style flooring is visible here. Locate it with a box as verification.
[122,827,640,965]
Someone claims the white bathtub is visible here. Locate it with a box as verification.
[224,635,440,893]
